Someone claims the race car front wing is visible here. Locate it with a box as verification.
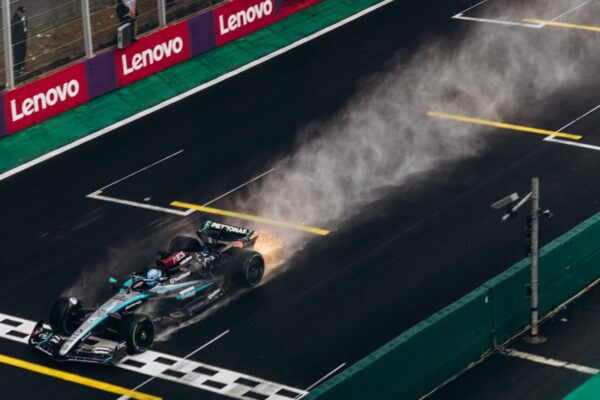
[29,321,127,365]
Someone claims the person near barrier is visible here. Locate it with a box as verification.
[11,5,28,74]
[116,0,137,41]
[116,0,135,25]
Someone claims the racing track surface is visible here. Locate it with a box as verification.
[2,0,600,398]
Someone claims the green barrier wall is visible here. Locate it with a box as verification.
[564,371,600,400]
[307,213,600,400]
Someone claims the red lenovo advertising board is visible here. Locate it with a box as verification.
[116,22,191,87]
[4,63,89,133]
[214,0,277,45]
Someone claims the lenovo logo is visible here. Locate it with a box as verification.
[218,0,273,35]
[121,37,184,76]
[10,79,80,122]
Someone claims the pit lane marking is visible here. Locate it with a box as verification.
[427,112,583,140]
[0,353,161,400]
[503,349,599,375]
[523,19,600,32]
[170,201,331,236]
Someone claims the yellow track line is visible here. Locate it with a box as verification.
[524,19,600,32]
[0,354,161,400]
[427,111,582,140]
[171,201,330,236]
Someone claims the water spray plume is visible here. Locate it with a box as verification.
[236,0,600,267]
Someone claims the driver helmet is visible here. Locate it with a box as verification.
[146,268,163,287]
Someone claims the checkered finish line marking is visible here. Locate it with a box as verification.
[0,313,308,400]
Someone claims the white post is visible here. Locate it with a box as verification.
[157,0,167,27]
[530,177,540,338]
[2,0,14,89]
[81,0,94,58]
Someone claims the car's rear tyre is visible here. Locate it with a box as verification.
[167,235,202,253]
[120,314,154,354]
[230,249,265,287]
[49,297,84,336]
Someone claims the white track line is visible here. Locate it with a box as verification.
[453,0,591,27]
[545,104,600,141]
[452,15,543,28]
[99,149,184,191]
[548,0,592,22]
[452,0,489,17]
[87,191,194,216]
[546,137,600,152]
[202,168,275,206]
[303,363,347,392]
[87,168,275,216]
[451,0,542,28]
[504,349,599,375]
[117,330,230,400]
[87,149,195,215]
[0,0,395,184]
[541,104,600,152]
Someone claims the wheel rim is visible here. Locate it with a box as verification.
[134,320,154,350]
[247,257,264,285]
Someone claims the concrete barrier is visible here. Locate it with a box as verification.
[307,213,600,400]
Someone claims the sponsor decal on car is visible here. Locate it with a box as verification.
[210,222,248,234]
[124,300,142,310]
[116,22,191,86]
[169,271,191,284]
[214,0,276,45]
[4,63,89,133]
[179,286,195,299]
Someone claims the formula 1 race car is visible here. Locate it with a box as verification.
[29,221,265,364]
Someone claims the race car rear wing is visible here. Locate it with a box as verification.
[198,220,257,246]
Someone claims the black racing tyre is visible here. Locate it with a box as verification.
[120,314,155,354]
[49,297,84,336]
[167,235,202,253]
[230,249,265,287]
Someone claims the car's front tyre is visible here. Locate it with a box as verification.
[120,314,155,354]
[49,297,84,336]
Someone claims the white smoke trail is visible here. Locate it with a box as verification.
[235,0,600,262]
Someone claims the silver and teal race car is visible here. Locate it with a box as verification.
[29,221,265,364]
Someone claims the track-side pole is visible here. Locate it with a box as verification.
[530,177,540,338]
[81,0,94,58]
[2,0,14,89]
[157,0,167,27]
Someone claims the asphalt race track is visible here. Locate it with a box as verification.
[2,0,600,399]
